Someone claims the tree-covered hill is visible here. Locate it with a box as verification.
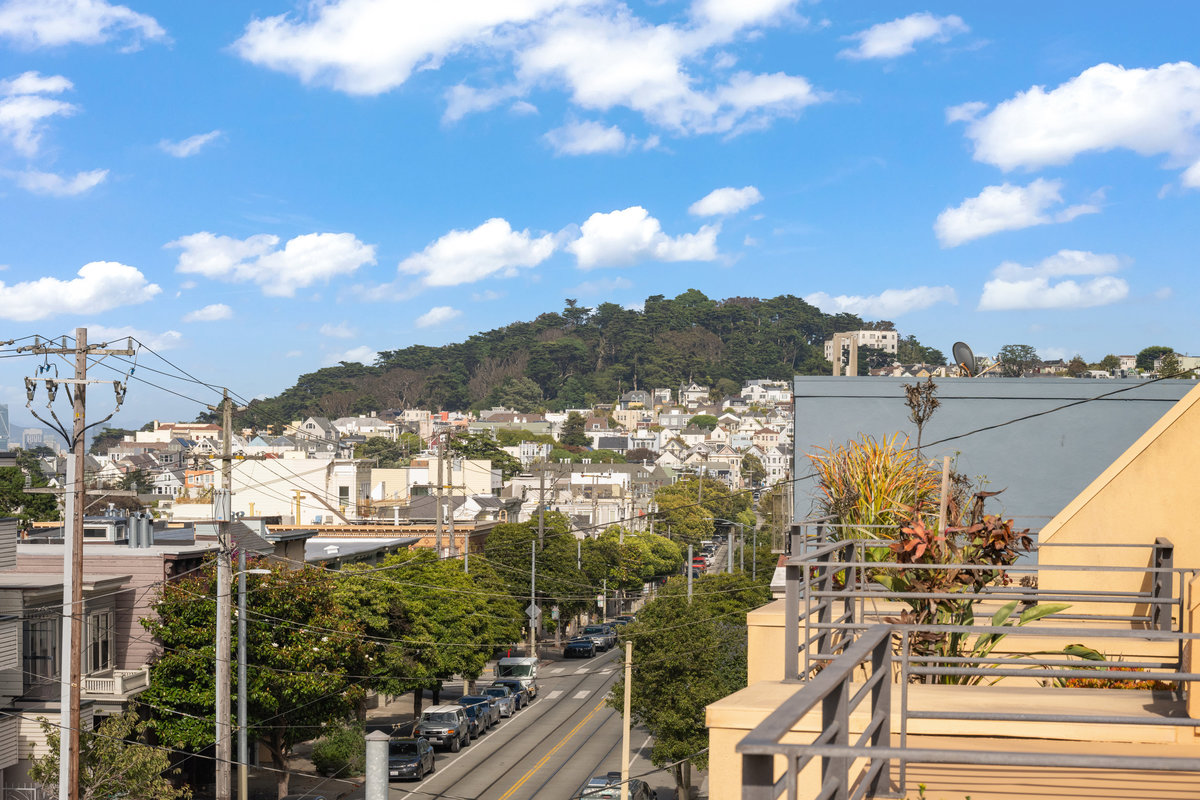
[235,290,939,424]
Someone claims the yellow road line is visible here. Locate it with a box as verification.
[497,698,609,800]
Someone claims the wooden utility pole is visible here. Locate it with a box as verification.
[436,439,444,555]
[537,463,545,546]
[620,641,633,800]
[25,329,133,800]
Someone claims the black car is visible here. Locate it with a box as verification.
[457,695,500,728]
[491,678,530,709]
[460,702,486,738]
[564,637,597,658]
[388,738,434,781]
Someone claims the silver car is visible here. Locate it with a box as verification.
[482,684,517,717]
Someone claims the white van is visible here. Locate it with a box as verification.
[496,656,539,699]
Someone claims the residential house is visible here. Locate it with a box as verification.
[822,329,898,360]
[651,388,673,407]
[751,428,781,450]
[678,382,710,408]
[618,389,651,409]
[679,425,709,447]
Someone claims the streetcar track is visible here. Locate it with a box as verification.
[413,650,623,799]
[527,717,621,799]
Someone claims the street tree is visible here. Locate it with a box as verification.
[1159,351,1184,377]
[1098,354,1121,372]
[1066,356,1088,377]
[608,573,770,798]
[653,475,750,546]
[689,414,719,430]
[625,447,657,464]
[141,560,370,798]
[446,431,523,479]
[0,449,60,526]
[997,344,1039,377]
[740,453,766,487]
[484,513,593,630]
[30,710,191,800]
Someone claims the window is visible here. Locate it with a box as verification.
[338,486,350,505]
[23,617,59,690]
[88,610,114,673]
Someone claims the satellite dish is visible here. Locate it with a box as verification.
[952,342,976,377]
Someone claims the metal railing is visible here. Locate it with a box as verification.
[740,522,1200,799]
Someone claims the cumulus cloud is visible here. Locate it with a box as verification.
[325,345,378,365]
[182,303,233,322]
[953,61,1200,183]
[544,120,630,155]
[168,231,377,297]
[159,130,222,158]
[87,324,181,351]
[0,0,165,48]
[398,218,556,287]
[14,168,107,196]
[319,322,355,338]
[804,286,957,318]
[689,185,763,216]
[839,12,967,60]
[568,206,720,269]
[978,249,1129,310]
[234,0,822,139]
[0,71,76,156]
[0,261,160,321]
[934,178,1099,247]
[415,305,462,328]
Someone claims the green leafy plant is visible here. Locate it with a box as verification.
[311,721,366,777]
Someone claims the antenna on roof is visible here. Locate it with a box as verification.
[952,342,976,377]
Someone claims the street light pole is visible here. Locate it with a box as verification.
[236,565,269,799]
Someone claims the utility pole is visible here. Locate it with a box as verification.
[436,438,444,556]
[447,461,456,558]
[215,390,233,800]
[529,541,537,657]
[24,329,133,800]
[687,544,693,603]
[620,641,633,800]
[537,463,545,547]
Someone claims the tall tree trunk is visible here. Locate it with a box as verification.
[414,687,423,718]
[432,680,442,705]
[267,732,290,798]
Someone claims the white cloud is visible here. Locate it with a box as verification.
[978,249,1129,310]
[325,345,378,365]
[14,168,107,196]
[159,130,222,158]
[168,231,377,297]
[319,322,355,338]
[87,324,181,351]
[234,0,575,96]
[567,206,720,269]
[839,12,967,60]
[567,276,632,295]
[804,286,957,318]
[0,261,160,321]
[472,289,504,301]
[182,303,233,322]
[934,178,1099,247]
[954,62,1200,182]
[544,120,629,155]
[0,0,165,48]
[689,185,763,216]
[234,0,822,139]
[398,218,556,286]
[0,72,76,156]
[415,305,462,328]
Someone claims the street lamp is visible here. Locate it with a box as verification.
[712,519,744,574]
[236,563,270,800]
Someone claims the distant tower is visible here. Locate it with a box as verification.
[0,403,7,451]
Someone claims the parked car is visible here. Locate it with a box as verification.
[457,694,500,729]
[413,705,470,752]
[481,684,517,717]
[460,702,487,738]
[582,624,616,651]
[564,637,597,658]
[491,678,530,709]
[387,738,435,781]
[578,772,654,800]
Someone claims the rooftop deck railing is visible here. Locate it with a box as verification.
[739,522,1200,800]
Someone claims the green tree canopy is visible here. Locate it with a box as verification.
[997,344,1039,377]
[0,449,60,526]
[1066,355,1088,377]
[741,453,766,487]
[354,434,419,467]
[608,573,770,798]
[1135,346,1172,372]
[1159,350,1185,377]
[141,560,369,798]
[1098,354,1121,371]
[445,431,523,479]
[689,414,719,430]
[560,411,590,447]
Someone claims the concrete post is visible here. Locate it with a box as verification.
[365,730,390,800]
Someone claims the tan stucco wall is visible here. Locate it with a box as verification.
[1038,381,1200,621]
[747,599,790,685]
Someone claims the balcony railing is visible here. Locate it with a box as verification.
[82,667,151,697]
[738,522,1200,799]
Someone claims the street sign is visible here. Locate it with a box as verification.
[526,603,541,620]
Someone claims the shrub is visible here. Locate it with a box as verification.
[310,722,365,777]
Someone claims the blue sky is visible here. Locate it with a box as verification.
[1,1,1198,428]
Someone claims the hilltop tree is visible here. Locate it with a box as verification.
[1159,351,1185,377]
[559,411,589,447]
[1136,346,1173,372]
[1098,354,1121,372]
[997,344,1039,377]
[1066,356,1088,377]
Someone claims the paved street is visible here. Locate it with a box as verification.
[377,648,673,800]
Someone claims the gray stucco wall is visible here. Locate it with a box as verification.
[792,376,1195,530]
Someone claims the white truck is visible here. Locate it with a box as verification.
[495,656,539,700]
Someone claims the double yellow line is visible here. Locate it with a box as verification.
[497,698,609,800]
